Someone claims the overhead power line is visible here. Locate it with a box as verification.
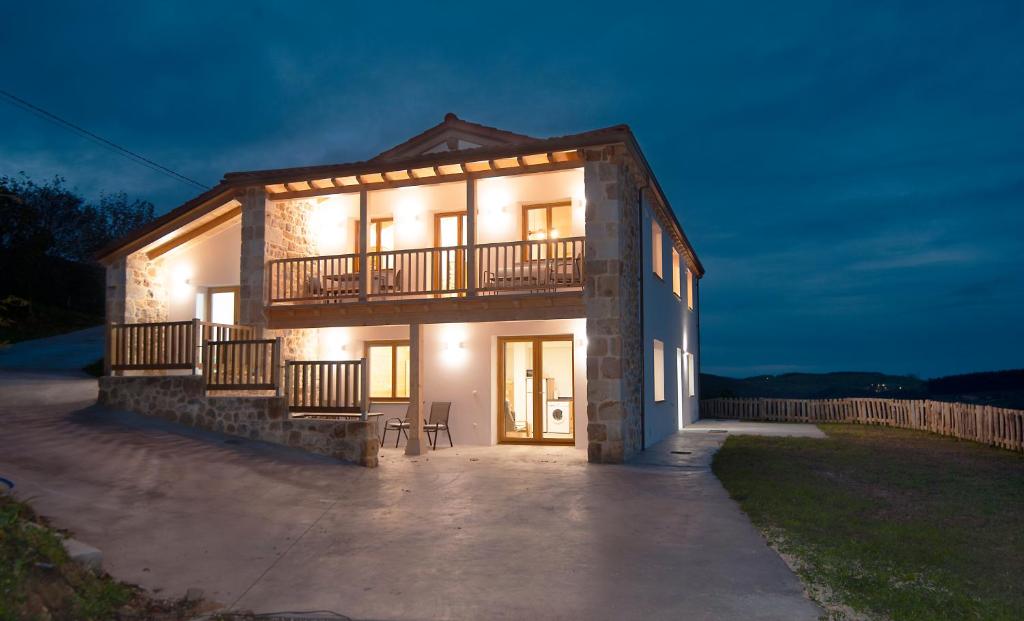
[0,88,210,190]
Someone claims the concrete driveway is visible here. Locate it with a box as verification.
[0,370,819,620]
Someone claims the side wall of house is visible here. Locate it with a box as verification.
[641,190,701,448]
[583,145,644,463]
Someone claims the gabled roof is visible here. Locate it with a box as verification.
[96,115,704,276]
[370,113,536,162]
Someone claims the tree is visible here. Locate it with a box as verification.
[0,174,155,315]
[0,174,153,262]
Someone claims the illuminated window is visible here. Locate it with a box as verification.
[671,249,681,297]
[652,221,663,278]
[367,340,410,401]
[522,201,572,241]
[686,267,694,310]
[685,352,696,397]
[653,339,665,402]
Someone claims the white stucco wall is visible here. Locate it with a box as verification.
[308,192,361,255]
[313,318,588,449]
[641,200,700,449]
[476,168,585,244]
[163,220,242,321]
[367,181,466,250]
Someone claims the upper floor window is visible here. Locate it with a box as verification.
[671,249,681,298]
[367,340,410,401]
[523,201,572,241]
[686,268,694,310]
[652,221,663,278]
[653,339,665,402]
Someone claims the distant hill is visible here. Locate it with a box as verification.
[701,370,1024,410]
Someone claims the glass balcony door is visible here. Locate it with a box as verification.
[433,211,467,296]
[498,335,575,444]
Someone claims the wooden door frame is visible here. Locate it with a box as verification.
[355,217,394,270]
[205,286,240,324]
[432,210,467,296]
[496,334,575,445]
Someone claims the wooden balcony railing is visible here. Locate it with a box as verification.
[366,246,466,298]
[286,359,368,414]
[268,253,360,304]
[266,236,585,305]
[203,338,281,391]
[476,237,585,293]
[108,319,254,372]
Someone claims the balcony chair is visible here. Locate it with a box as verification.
[381,404,414,448]
[424,401,453,449]
[550,252,584,287]
[373,268,403,294]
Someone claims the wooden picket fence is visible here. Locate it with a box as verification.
[701,398,1024,452]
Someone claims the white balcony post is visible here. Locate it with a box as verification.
[466,178,477,297]
[358,188,369,302]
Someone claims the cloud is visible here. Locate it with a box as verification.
[1,0,1021,377]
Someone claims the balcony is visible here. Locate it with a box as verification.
[266,237,586,327]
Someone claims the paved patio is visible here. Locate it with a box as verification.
[0,370,820,620]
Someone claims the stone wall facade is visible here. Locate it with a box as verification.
[105,250,169,324]
[98,375,379,467]
[239,187,319,358]
[583,145,645,463]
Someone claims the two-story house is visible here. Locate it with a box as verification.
[96,114,703,467]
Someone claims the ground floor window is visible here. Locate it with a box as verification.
[653,339,665,402]
[685,352,695,397]
[366,340,410,401]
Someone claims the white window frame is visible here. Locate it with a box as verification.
[653,339,665,402]
[652,221,663,279]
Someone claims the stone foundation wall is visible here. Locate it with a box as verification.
[98,375,379,467]
[583,145,644,463]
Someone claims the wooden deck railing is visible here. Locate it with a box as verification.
[266,237,585,305]
[286,359,368,414]
[701,398,1024,453]
[202,338,281,391]
[200,321,255,343]
[476,237,584,293]
[108,320,197,371]
[108,319,254,372]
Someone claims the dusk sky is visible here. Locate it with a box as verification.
[2,2,1021,378]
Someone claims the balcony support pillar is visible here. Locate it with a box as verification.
[405,322,426,455]
[358,189,368,302]
[466,178,477,297]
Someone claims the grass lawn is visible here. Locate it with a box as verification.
[712,424,1024,620]
[0,494,200,620]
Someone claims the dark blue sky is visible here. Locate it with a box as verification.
[3,2,1022,378]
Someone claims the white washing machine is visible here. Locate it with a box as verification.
[544,401,572,434]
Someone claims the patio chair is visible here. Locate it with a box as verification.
[424,401,453,450]
[381,404,414,448]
